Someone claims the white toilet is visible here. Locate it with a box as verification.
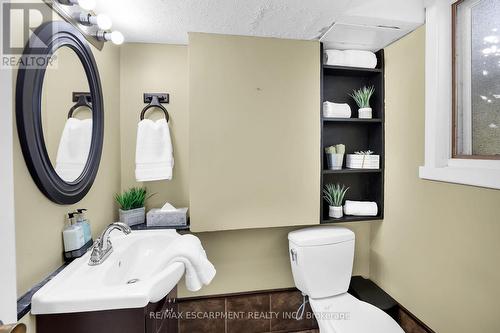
[288,226,404,333]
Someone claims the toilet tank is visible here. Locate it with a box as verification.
[288,226,355,299]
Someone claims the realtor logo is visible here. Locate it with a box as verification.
[1,0,54,68]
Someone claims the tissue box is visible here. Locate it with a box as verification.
[147,208,188,228]
[346,154,380,169]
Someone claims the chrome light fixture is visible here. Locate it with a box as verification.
[57,0,96,11]
[96,30,124,45]
[78,12,112,30]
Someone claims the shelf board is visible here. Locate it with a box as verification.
[323,168,382,174]
[323,65,382,76]
[321,215,383,224]
[323,118,382,123]
[130,222,190,232]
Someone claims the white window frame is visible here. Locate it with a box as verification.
[419,0,500,189]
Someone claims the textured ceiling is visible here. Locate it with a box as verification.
[95,0,354,44]
[94,0,425,47]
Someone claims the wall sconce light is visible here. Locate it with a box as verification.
[78,13,112,30]
[96,30,124,45]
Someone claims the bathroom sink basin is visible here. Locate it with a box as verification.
[32,230,185,314]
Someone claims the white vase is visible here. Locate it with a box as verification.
[329,206,343,219]
[358,107,372,119]
[326,153,344,170]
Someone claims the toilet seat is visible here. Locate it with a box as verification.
[309,293,404,333]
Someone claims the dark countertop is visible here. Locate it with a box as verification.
[130,222,190,231]
[17,264,68,320]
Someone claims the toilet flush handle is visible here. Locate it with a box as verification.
[290,248,298,263]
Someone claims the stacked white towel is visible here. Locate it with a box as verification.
[344,200,378,216]
[55,118,92,182]
[135,119,174,182]
[325,49,378,69]
[323,101,351,118]
[164,234,216,292]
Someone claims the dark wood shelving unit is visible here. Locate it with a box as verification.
[320,45,385,224]
[323,168,382,174]
[322,215,384,224]
[323,118,383,123]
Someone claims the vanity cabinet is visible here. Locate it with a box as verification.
[36,288,178,333]
[189,33,321,232]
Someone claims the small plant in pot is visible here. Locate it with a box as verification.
[350,86,375,119]
[115,187,154,226]
[323,183,349,219]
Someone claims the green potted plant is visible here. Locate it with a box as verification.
[323,183,349,219]
[350,86,375,119]
[115,187,153,226]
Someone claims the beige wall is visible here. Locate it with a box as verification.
[14,42,121,297]
[371,26,500,333]
[119,44,190,207]
[188,33,321,232]
[119,40,370,298]
[179,222,371,298]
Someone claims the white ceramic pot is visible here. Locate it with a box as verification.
[329,206,343,219]
[358,107,372,119]
[119,207,146,226]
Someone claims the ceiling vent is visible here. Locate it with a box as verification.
[320,0,424,51]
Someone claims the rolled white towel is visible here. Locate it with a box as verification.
[325,49,377,69]
[323,101,351,118]
[344,200,378,216]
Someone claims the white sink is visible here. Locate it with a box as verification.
[32,229,186,314]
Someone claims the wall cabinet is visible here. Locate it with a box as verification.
[189,33,321,232]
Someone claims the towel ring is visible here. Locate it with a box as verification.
[140,93,170,122]
[68,92,92,119]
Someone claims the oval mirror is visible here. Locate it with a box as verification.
[16,21,104,204]
[42,46,92,183]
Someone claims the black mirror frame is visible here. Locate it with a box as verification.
[16,21,104,205]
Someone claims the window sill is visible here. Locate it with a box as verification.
[419,160,500,190]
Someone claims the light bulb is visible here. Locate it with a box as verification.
[77,0,96,10]
[95,14,112,30]
[110,31,124,45]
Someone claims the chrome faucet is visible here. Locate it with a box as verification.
[89,222,131,266]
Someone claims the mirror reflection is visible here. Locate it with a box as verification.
[41,46,93,182]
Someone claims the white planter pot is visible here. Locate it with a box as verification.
[326,153,344,170]
[329,206,343,219]
[346,154,380,169]
[358,107,372,119]
[119,207,146,226]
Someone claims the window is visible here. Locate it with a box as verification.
[453,0,500,159]
[419,0,500,190]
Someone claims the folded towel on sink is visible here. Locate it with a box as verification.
[165,234,216,291]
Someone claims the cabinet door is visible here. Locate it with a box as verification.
[189,33,320,232]
[146,289,178,333]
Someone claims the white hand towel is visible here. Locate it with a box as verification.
[325,49,378,69]
[55,118,92,182]
[135,119,174,182]
[164,234,216,292]
[323,101,352,118]
[344,200,378,216]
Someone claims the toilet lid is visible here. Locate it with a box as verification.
[309,293,404,333]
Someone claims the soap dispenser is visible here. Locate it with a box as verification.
[63,212,85,252]
[76,209,92,243]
